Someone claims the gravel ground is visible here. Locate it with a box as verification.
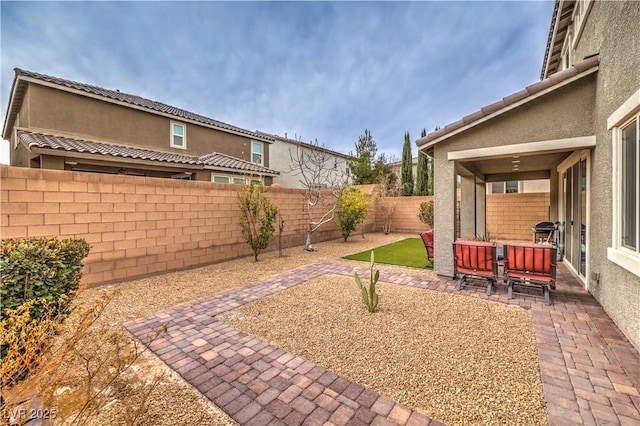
[62,232,546,425]
[72,232,435,426]
[221,275,546,426]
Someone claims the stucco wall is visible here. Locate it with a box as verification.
[20,84,270,166]
[572,1,640,351]
[270,140,350,189]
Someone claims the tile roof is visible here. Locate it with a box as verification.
[417,54,599,147]
[18,130,279,175]
[8,69,274,143]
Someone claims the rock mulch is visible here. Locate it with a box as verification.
[220,275,547,425]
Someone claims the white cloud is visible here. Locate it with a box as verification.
[0,1,553,165]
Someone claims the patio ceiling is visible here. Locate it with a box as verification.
[457,152,571,182]
[451,135,596,182]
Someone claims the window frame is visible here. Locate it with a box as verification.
[251,141,264,165]
[170,121,186,149]
[607,88,640,277]
[212,174,263,185]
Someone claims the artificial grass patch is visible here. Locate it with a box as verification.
[342,237,431,268]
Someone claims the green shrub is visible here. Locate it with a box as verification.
[418,200,434,228]
[1,237,90,321]
[238,184,279,261]
[337,186,370,242]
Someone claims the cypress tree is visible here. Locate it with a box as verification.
[416,128,429,195]
[401,132,414,196]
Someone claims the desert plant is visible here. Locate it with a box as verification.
[238,184,279,261]
[377,170,401,234]
[1,290,166,425]
[471,232,495,242]
[354,251,380,313]
[337,186,371,242]
[1,237,90,321]
[277,214,285,258]
[418,200,434,228]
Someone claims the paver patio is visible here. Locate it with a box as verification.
[125,262,640,425]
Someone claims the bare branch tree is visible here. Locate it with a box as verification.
[289,137,350,251]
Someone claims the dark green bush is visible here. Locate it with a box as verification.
[1,237,90,320]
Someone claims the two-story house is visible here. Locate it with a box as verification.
[260,132,351,189]
[2,69,279,184]
[417,0,640,350]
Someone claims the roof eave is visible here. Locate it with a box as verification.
[203,165,279,177]
[417,60,598,149]
[29,146,204,171]
[2,73,26,140]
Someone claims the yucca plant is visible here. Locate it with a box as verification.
[354,251,380,313]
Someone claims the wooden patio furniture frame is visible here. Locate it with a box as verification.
[453,240,498,296]
[503,243,557,305]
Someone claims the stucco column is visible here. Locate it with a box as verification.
[475,178,486,237]
[459,175,476,239]
[433,146,456,277]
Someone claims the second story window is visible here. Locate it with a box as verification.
[252,141,263,165]
[171,122,186,149]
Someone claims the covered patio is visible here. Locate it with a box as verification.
[418,55,599,292]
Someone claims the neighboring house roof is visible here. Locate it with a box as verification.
[256,131,352,160]
[18,130,279,176]
[2,68,275,143]
[417,54,599,149]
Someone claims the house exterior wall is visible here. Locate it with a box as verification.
[14,83,270,169]
[441,76,596,153]
[572,1,640,350]
[269,139,350,188]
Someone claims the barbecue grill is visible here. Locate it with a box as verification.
[532,221,558,244]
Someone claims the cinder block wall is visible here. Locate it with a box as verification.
[486,192,551,241]
[372,192,550,239]
[0,166,362,285]
[1,165,548,285]
[376,195,433,233]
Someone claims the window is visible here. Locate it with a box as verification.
[213,175,230,184]
[251,141,263,165]
[561,32,572,70]
[171,122,186,149]
[491,182,504,194]
[212,174,262,185]
[490,181,519,194]
[607,88,640,277]
[621,117,638,251]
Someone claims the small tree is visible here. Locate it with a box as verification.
[337,186,370,242]
[377,169,401,234]
[401,131,414,196]
[349,129,388,185]
[238,184,278,261]
[289,139,349,251]
[418,200,434,228]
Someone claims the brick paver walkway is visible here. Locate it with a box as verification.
[125,262,640,425]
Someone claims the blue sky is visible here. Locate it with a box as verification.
[0,1,553,165]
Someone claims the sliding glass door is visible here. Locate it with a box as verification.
[561,156,588,280]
